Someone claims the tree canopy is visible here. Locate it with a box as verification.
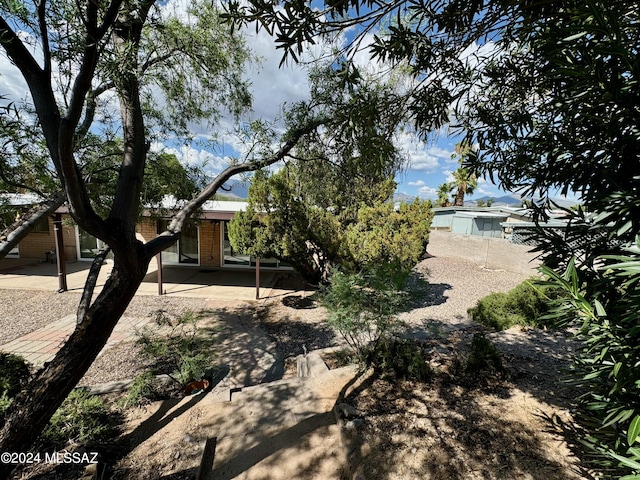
[228,66,432,283]
[227,0,640,474]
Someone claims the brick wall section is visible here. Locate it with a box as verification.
[199,220,221,267]
[427,230,541,276]
[18,216,77,261]
[137,219,157,244]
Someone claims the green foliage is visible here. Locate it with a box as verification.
[230,166,432,283]
[40,389,120,450]
[117,372,159,409]
[0,353,30,418]
[321,263,413,365]
[345,201,432,272]
[137,310,213,387]
[228,65,430,284]
[468,279,559,331]
[435,183,452,207]
[0,353,30,398]
[464,333,504,376]
[371,338,431,381]
[538,255,640,476]
[449,142,478,207]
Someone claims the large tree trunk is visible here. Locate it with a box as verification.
[0,251,149,477]
[0,192,66,260]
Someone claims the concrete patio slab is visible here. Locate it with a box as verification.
[0,258,300,301]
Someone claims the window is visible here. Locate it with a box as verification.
[33,217,50,233]
[159,219,199,265]
[77,228,113,260]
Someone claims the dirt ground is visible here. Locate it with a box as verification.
[12,257,595,479]
[341,327,588,480]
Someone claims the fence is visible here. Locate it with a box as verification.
[427,230,541,276]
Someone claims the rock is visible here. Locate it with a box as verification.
[345,419,365,431]
[337,402,361,419]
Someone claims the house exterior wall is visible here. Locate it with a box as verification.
[18,216,77,261]
[451,215,473,235]
[472,217,506,238]
[136,218,222,267]
[432,211,454,230]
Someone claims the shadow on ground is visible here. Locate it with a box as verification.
[343,362,593,480]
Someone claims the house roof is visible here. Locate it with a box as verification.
[433,205,532,217]
[453,211,510,219]
[0,193,44,206]
[2,193,249,222]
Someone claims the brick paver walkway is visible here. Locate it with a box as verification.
[0,314,151,366]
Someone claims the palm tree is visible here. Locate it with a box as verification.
[436,183,453,207]
[451,167,477,206]
[450,141,478,206]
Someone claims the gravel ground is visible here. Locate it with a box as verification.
[1,256,531,386]
[0,289,83,345]
[400,255,530,328]
[0,290,208,345]
[0,288,210,385]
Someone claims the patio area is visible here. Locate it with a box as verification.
[0,258,305,301]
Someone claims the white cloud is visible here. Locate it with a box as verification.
[418,186,437,198]
[442,169,455,183]
[396,133,452,172]
[408,180,425,187]
[475,186,497,196]
[152,142,227,172]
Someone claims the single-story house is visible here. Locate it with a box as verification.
[2,194,290,271]
[432,206,533,238]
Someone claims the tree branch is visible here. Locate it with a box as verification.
[75,81,116,139]
[145,116,329,258]
[37,0,52,77]
[77,247,111,323]
[0,192,66,260]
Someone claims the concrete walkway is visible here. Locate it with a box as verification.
[0,257,354,478]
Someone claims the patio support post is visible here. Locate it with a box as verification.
[156,219,164,295]
[53,213,67,292]
[156,253,163,295]
[255,257,260,300]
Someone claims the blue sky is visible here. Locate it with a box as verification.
[0,0,509,203]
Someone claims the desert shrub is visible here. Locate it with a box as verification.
[0,353,31,418]
[137,310,213,387]
[321,263,412,366]
[117,372,159,409]
[371,338,431,381]
[464,333,504,376]
[468,279,558,330]
[40,388,121,450]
